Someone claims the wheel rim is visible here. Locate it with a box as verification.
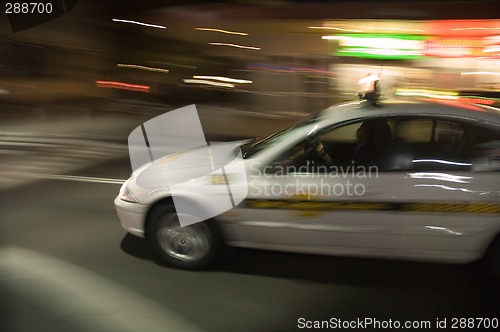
[156,212,211,262]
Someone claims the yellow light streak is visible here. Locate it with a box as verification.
[117,64,169,73]
[112,19,166,29]
[196,27,248,35]
[309,26,362,32]
[209,42,260,50]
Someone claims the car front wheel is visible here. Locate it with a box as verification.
[147,204,221,270]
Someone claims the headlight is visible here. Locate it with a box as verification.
[119,180,138,203]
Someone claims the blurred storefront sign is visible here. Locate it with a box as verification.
[330,34,427,60]
[424,38,500,58]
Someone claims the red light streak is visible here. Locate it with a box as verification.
[96,80,150,93]
[427,98,486,111]
[425,39,485,57]
[457,97,495,105]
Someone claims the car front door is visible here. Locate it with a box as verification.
[224,118,406,256]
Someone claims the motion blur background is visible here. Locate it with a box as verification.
[1,0,499,119]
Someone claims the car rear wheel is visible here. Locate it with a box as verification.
[147,204,221,270]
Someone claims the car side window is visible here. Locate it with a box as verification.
[396,118,433,143]
[268,116,500,174]
[385,117,500,172]
[267,119,394,173]
[435,120,464,144]
[315,122,362,168]
[466,125,500,171]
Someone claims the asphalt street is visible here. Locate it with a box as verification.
[1,103,499,332]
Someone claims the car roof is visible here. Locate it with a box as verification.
[317,99,500,127]
[246,99,499,162]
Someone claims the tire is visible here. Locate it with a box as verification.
[146,203,221,270]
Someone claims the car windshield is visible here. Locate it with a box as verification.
[241,113,319,159]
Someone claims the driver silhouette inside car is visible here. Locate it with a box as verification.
[352,119,393,168]
[278,136,334,172]
[303,136,334,166]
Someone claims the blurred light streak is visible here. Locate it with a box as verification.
[451,27,500,31]
[354,25,424,33]
[118,64,169,73]
[375,27,424,32]
[425,99,486,111]
[321,35,343,40]
[112,19,166,29]
[338,48,422,57]
[409,172,471,183]
[196,27,248,35]
[209,42,260,50]
[481,105,500,112]
[193,76,252,84]
[457,98,495,105]
[326,34,425,59]
[148,61,196,69]
[315,25,423,33]
[415,184,475,194]
[96,81,150,93]
[309,26,362,32]
[183,79,235,88]
[246,63,335,74]
[425,226,462,236]
[396,88,458,100]
[424,39,490,57]
[460,71,500,76]
[40,174,125,184]
[399,88,500,106]
[335,36,424,50]
[412,159,472,166]
[484,47,500,54]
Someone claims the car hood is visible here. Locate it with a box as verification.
[133,140,247,189]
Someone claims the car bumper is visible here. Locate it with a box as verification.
[114,196,148,238]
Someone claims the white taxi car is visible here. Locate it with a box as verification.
[115,99,500,276]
